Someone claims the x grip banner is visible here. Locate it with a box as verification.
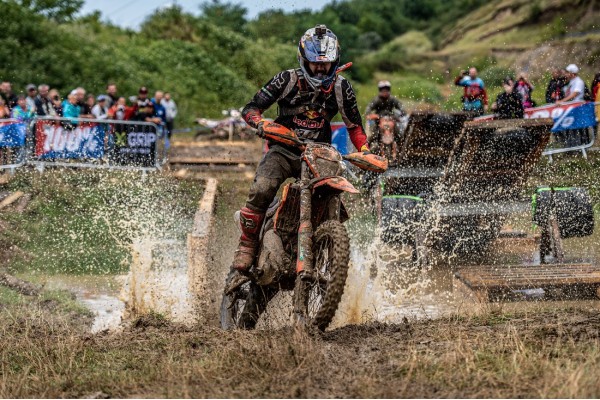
[34,120,105,159]
[111,122,158,167]
[0,119,26,148]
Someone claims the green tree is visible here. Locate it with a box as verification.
[16,0,83,22]
[199,0,247,32]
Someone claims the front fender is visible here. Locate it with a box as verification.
[312,176,359,194]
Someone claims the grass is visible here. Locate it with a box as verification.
[0,296,599,398]
[0,169,203,275]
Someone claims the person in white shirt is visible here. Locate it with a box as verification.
[91,95,109,119]
[560,64,588,147]
[25,84,37,112]
[562,64,585,102]
[161,92,177,138]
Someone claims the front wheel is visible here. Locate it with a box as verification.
[220,271,273,330]
[294,220,350,331]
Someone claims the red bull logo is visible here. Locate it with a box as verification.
[305,110,320,120]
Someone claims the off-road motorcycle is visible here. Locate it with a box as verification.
[367,112,407,166]
[195,109,255,141]
[221,121,387,331]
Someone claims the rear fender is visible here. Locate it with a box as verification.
[312,176,359,194]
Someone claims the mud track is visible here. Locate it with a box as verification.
[2,302,600,398]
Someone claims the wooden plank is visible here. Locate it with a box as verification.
[0,191,24,210]
[464,118,554,130]
[455,264,600,291]
[169,157,258,165]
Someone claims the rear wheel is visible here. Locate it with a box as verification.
[294,220,350,331]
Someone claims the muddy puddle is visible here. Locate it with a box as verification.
[44,237,196,333]
[46,207,600,333]
[43,275,126,333]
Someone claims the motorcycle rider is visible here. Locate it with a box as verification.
[365,81,406,144]
[233,24,369,273]
[365,80,405,117]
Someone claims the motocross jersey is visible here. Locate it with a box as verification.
[242,68,367,151]
[365,95,405,116]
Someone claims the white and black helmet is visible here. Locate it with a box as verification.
[297,24,340,90]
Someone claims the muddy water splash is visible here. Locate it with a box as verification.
[121,239,196,324]
[332,231,457,327]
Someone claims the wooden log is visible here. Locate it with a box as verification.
[0,191,24,210]
[0,270,40,296]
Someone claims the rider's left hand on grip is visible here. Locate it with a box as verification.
[256,119,267,138]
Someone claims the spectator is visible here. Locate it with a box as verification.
[161,92,178,138]
[0,98,9,119]
[84,94,96,118]
[546,68,566,104]
[10,95,35,122]
[92,95,109,119]
[492,77,524,119]
[75,87,93,118]
[592,72,600,133]
[560,64,588,147]
[561,64,585,102]
[62,90,81,124]
[107,96,133,120]
[151,90,167,127]
[592,73,600,102]
[49,89,63,116]
[133,87,161,124]
[106,83,118,107]
[454,67,488,115]
[0,81,18,110]
[514,72,535,109]
[34,84,55,116]
[25,84,37,111]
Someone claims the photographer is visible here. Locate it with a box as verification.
[491,77,524,119]
[107,97,133,121]
[454,67,488,115]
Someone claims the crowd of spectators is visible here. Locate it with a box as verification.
[0,82,178,137]
[454,64,599,121]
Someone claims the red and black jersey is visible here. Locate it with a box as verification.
[242,69,367,151]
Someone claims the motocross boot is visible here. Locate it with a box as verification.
[232,207,265,272]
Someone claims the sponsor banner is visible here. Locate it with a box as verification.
[331,122,349,155]
[524,101,596,132]
[35,120,105,159]
[0,119,26,148]
[111,123,157,167]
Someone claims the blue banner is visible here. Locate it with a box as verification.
[331,123,349,155]
[35,121,106,159]
[551,102,597,132]
[0,120,26,148]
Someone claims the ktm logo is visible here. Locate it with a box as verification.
[305,110,320,119]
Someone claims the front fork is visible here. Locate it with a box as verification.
[296,161,313,280]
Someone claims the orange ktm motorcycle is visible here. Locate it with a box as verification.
[221,121,387,331]
[367,112,402,165]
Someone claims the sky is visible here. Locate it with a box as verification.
[79,0,326,29]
